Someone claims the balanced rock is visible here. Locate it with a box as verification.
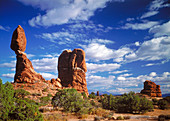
[58,49,88,95]
[11,25,27,53]
[11,25,45,83]
[140,80,162,97]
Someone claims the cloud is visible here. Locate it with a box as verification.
[40,72,57,80]
[68,21,113,33]
[140,0,170,19]
[150,72,157,77]
[144,63,157,67]
[87,63,121,73]
[140,11,159,19]
[125,36,170,62]
[0,25,10,31]
[84,43,132,61]
[117,76,126,81]
[110,70,129,74]
[119,73,133,77]
[1,73,15,78]
[84,43,114,60]
[32,57,58,72]
[149,0,170,11]
[84,39,114,44]
[18,0,113,27]
[0,61,16,68]
[122,21,159,30]
[36,31,75,44]
[149,20,170,37]
[87,75,115,88]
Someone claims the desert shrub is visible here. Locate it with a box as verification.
[47,93,52,97]
[81,92,87,99]
[101,94,117,110]
[163,96,170,103]
[158,99,168,110]
[21,85,24,88]
[101,91,153,113]
[40,96,51,105]
[152,98,158,105]
[140,97,154,113]
[90,100,96,106]
[0,79,43,121]
[52,89,91,113]
[14,89,30,99]
[88,92,96,99]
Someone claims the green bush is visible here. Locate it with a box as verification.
[40,96,51,105]
[101,94,117,110]
[14,89,30,99]
[101,91,153,113]
[88,92,96,99]
[52,89,91,113]
[152,98,158,105]
[90,100,96,106]
[158,99,168,110]
[81,92,87,99]
[0,79,43,121]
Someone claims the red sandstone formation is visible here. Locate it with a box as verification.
[140,80,162,97]
[51,78,62,88]
[58,49,88,95]
[97,91,99,96]
[11,25,26,52]
[11,25,45,83]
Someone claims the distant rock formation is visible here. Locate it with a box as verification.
[97,91,99,96]
[140,80,162,97]
[11,25,45,83]
[58,49,88,95]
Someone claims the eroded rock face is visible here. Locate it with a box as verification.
[11,25,45,83]
[58,49,88,95]
[140,80,162,97]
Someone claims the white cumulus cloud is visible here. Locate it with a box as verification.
[149,20,170,37]
[18,0,113,27]
[87,63,121,73]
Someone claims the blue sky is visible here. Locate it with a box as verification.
[0,0,170,94]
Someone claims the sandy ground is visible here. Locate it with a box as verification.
[43,108,170,121]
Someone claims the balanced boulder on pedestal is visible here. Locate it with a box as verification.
[11,25,45,83]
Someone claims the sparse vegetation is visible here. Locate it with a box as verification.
[158,99,168,110]
[40,95,51,105]
[0,79,43,121]
[88,92,96,99]
[52,89,91,114]
[101,91,153,114]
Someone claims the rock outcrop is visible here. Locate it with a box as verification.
[58,49,88,95]
[11,25,45,83]
[140,80,162,97]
